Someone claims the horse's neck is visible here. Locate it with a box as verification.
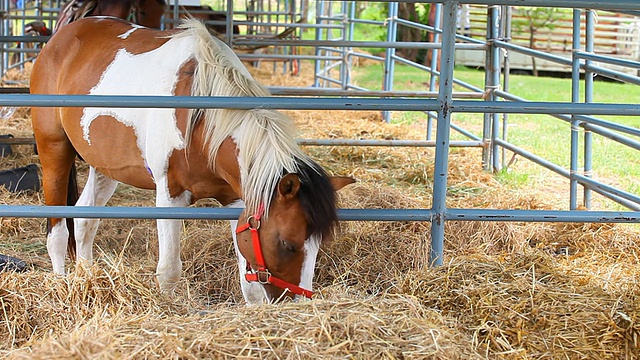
[186,120,244,201]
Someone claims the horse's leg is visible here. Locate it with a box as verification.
[74,166,118,263]
[228,199,269,304]
[32,107,77,275]
[154,176,190,293]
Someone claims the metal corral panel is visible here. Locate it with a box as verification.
[455,5,640,75]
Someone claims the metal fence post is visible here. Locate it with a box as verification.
[570,9,582,210]
[583,9,595,208]
[429,0,458,266]
[382,2,398,123]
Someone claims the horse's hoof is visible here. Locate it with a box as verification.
[0,254,28,272]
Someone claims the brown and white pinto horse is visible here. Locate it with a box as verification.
[30,17,353,304]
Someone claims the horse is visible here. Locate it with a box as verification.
[30,17,354,304]
[54,0,167,32]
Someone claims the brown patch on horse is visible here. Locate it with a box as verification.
[70,115,156,189]
[162,59,242,204]
[166,125,243,204]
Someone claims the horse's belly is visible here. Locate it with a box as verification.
[93,163,156,190]
[63,113,175,190]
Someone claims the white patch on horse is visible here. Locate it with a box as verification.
[80,35,195,180]
[228,199,271,304]
[47,221,68,275]
[298,235,320,298]
[74,167,118,262]
[118,24,145,39]
[155,177,192,292]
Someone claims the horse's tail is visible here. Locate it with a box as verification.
[66,161,79,260]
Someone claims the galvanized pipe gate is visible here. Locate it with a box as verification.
[0,0,639,268]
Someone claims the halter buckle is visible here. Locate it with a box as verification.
[256,269,271,284]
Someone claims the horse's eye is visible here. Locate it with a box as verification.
[280,239,296,253]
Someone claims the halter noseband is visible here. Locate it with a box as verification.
[235,204,314,299]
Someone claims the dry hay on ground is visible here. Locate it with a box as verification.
[0,62,638,359]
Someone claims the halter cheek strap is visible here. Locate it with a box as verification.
[235,204,314,299]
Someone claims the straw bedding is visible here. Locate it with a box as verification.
[0,62,638,359]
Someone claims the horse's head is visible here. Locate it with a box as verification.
[235,169,354,304]
[24,21,52,36]
[134,0,166,29]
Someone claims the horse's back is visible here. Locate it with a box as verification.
[32,18,174,95]
[31,18,194,189]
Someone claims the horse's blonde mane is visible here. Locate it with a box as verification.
[173,19,312,216]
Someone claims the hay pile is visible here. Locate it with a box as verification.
[1,263,475,359]
[401,252,640,358]
[0,62,639,359]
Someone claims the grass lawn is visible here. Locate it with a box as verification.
[351,62,640,209]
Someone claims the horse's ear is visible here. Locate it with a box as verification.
[330,176,355,191]
[278,173,301,200]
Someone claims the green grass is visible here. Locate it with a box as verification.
[351,62,640,209]
[495,168,530,187]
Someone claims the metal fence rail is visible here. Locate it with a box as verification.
[0,0,638,268]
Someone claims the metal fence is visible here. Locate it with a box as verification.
[0,0,639,268]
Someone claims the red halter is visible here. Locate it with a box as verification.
[235,204,314,299]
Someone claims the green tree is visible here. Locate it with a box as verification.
[512,7,564,76]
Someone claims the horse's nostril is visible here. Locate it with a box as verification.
[292,294,308,303]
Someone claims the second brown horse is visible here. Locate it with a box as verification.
[55,0,167,32]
